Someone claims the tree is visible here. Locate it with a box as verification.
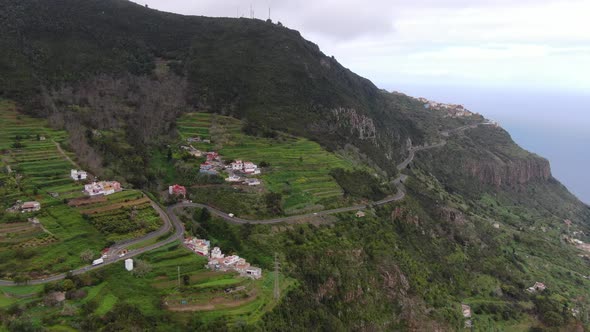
[265,192,283,215]
[199,208,211,223]
[62,279,75,292]
[80,249,95,263]
[132,259,152,277]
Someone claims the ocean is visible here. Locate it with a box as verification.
[384,83,590,205]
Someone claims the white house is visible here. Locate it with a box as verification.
[244,178,261,186]
[211,247,224,259]
[225,174,242,182]
[84,181,122,196]
[245,267,262,279]
[243,162,260,174]
[230,160,243,171]
[125,258,134,271]
[70,169,88,181]
[222,255,240,267]
[184,237,210,256]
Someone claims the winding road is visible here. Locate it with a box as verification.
[0,122,483,286]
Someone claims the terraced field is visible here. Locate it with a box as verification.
[0,100,162,278]
[177,113,354,212]
[77,191,163,243]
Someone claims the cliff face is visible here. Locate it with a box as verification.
[465,156,551,187]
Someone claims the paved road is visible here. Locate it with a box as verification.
[0,121,484,286]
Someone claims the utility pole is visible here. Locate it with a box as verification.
[274,252,280,301]
[177,266,180,288]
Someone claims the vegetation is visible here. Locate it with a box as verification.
[1,1,590,330]
[0,101,163,278]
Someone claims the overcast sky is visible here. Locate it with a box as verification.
[137,0,590,94]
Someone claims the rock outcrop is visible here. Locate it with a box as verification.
[464,157,551,187]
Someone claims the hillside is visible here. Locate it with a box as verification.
[1,1,590,331]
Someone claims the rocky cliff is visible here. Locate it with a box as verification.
[465,156,551,187]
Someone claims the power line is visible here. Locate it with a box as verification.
[274,252,280,300]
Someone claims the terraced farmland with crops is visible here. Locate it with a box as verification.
[177,112,355,213]
[0,100,163,278]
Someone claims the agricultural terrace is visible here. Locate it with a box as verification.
[0,100,162,278]
[0,243,293,328]
[177,112,355,213]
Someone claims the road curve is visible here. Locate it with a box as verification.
[0,122,483,286]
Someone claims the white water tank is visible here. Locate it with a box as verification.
[125,258,134,271]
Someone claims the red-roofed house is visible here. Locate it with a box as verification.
[206,152,219,161]
[168,184,187,197]
[21,201,41,212]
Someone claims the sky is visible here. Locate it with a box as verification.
[136,0,590,203]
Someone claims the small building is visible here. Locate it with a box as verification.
[243,162,260,174]
[225,174,242,182]
[84,181,122,196]
[188,149,202,157]
[245,267,262,279]
[187,137,201,143]
[70,169,88,181]
[206,152,219,161]
[200,162,213,171]
[184,237,210,256]
[101,248,110,259]
[244,178,261,186]
[234,258,250,273]
[355,211,366,218]
[39,136,46,141]
[168,184,187,197]
[125,258,134,271]
[222,255,240,267]
[211,247,224,259]
[21,201,41,213]
[230,160,243,171]
[461,304,472,318]
[527,282,547,293]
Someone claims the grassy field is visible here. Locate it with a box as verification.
[0,100,162,278]
[177,112,355,213]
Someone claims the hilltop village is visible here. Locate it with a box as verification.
[416,97,475,118]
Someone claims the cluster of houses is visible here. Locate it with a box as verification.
[6,200,41,213]
[183,144,263,186]
[179,137,263,186]
[416,97,474,118]
[184,237,262,279]
[84,181,122,196]
[199,152,223,176]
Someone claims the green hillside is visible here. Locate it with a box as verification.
[0,1,589,331]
